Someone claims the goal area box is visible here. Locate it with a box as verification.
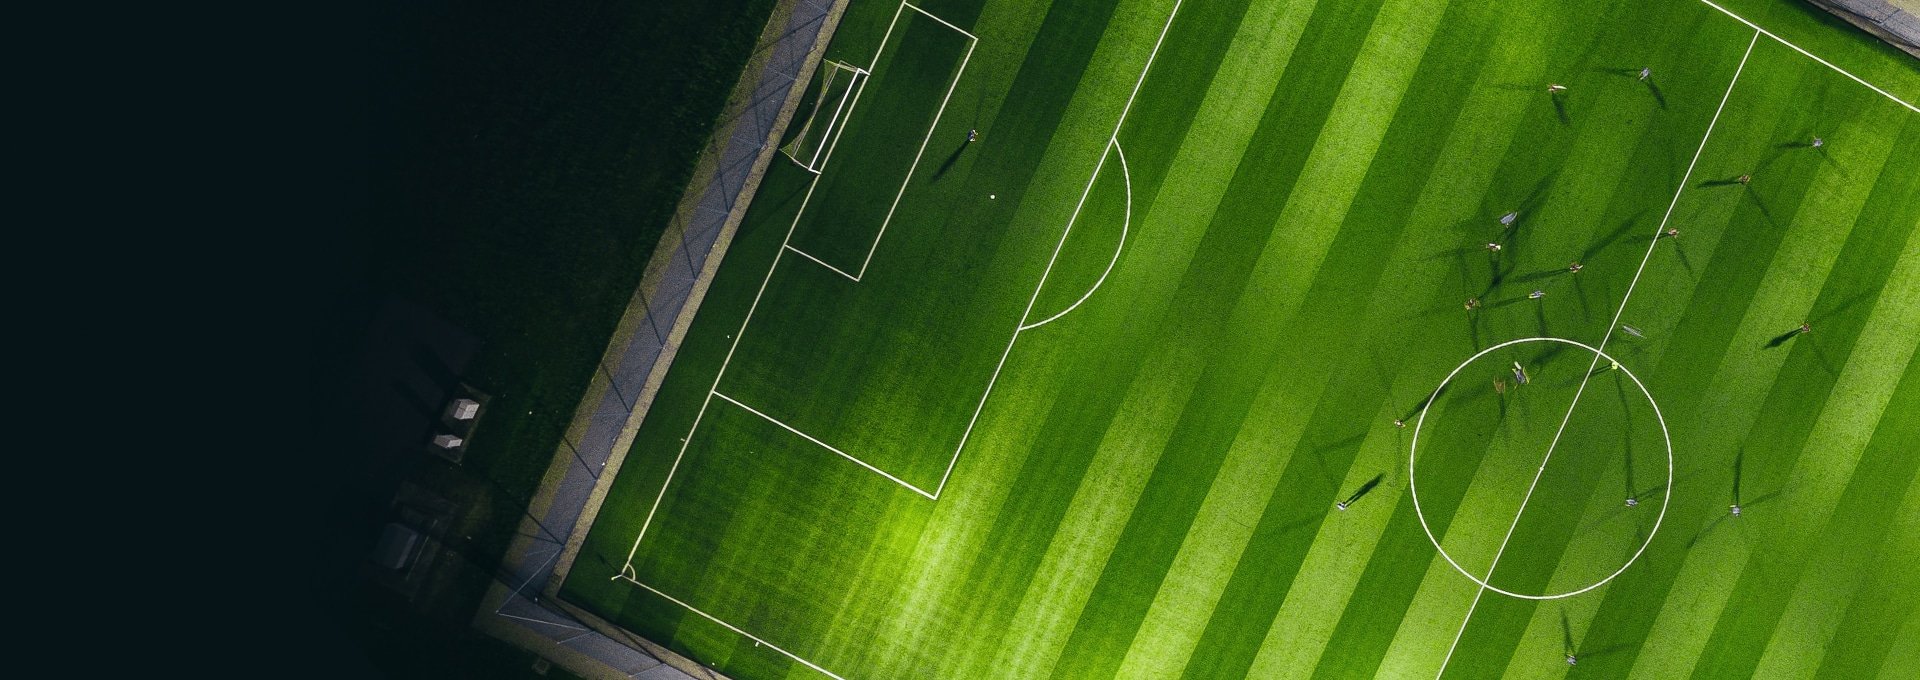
[780,59,868,174]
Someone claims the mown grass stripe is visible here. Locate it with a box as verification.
[1619,47,1906,680]
[1564,35,1874,679]
[1687,153,1920,678]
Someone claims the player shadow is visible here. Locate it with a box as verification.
[1485,294,1532,311]
[1578,213,1643,263]
[1764,327,1802,348]
[1645,79,1667,109]
[1400,383,1451,423]
[1512,267,1576,284]
[1552,96,1571,126]
[1336,473,1386,510]
[1697,175,1748,187]
[932,139,970,180]
[1561,609,1577,659]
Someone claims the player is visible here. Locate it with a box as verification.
[1621,324,1644,338]
[1626,497,1638,507]
[1738,173,1752,185]
[1569,261,1583,272]
[1530,290,1545,299]
[967,128,978,142]
[1548,83,1568,94]
[1799,322,1811,334]
[1393,419,1405,428]
[1486,242,1503,252]
[1500,211,1518,226]
[1664,227,1680,240]
[1639,67,1651,81]
[1512,362,1530,385]
[1811,136,1823,148]
[1731,503,1742,517]
[1466,298,1481,310]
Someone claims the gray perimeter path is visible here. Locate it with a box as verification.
[473,0,848,678]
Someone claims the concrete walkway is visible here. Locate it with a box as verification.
[473,0,847,677]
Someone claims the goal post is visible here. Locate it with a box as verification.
[781,59,867,174]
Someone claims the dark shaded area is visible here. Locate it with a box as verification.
[933,138,973,180]
[1765,327,1803,348]
[1339,473,1386,508]
[302,0,780,676]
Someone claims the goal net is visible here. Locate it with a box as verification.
[781,59,868,174]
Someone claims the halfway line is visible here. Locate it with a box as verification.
[1431,28,1761,679]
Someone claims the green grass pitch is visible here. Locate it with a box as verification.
[558,0,1920,677]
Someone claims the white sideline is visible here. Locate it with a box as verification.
[623,0,934,570]
[1698,0,1920,113]
[1432,29,1762,679]
[714,391,938,499]
[616,576,851,680]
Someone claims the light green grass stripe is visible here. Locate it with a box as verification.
[1239,5,1559,675]
[1883,609,1920,680]
[1092,1,1319,676]
[1871,480,1920,680]
[847,0,1165,675]
[1020,0,1456,673]
[1625,81,1906,680]
[1772,446,1920,679]
[1238,0,1451,325]
[985,0,1345,673]
[1746,217,1920,680]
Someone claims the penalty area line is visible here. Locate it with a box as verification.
[713,391,937,499]
[1431,28,1760,680]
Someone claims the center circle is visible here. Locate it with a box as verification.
[1408,336,1672,600]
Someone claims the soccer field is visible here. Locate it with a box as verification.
[556,0,1920,677]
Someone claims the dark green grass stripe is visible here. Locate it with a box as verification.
[1161,2,1522,676]
[1296,0,1732,676]
[1813,353,1920,679]
[786,15,975,268]
[1572,48,1906,679]
[1459,1,1740,351]
[1439,17,1855,679]
[935,0,1280,669]
[1039,0,1431,674]
[1682,115,1920,680]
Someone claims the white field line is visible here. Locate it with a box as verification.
[1432,29,1760,679]
[934,0,1186,498]
[714,391,938,499]
[784,9,978,280]
[1019,138,1133,331]
[616,3,1182,676]
[1698,0,1920,113]
[808,64,866,171]
[622,0,960,568]
[786,243,862,280]
[858,32,978,279]
[613,575,850,680]
[905,2,979,40]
